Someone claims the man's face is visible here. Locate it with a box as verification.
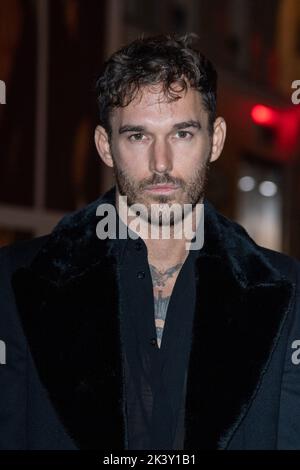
[95,83,225,225]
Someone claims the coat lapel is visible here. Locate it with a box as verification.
[11,187,295,450]
[11,188,127,450]
[184,203,295,449]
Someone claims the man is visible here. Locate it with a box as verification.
[0,34,300,451]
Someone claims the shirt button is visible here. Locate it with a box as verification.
[137,271,145,279]
[135,241,143,251]
[150,337,157,347]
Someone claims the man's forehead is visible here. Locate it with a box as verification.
[111,84,206,124]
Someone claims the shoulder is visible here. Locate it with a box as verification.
[257,245,300,285]
[250,245,300,327]
[209,199,300,284]
[205,198,300,288]
[0,235,50,276]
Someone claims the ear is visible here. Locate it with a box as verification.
[209,117,226,163]
[94,125,114,168]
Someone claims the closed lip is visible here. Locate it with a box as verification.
[144,184,180,191]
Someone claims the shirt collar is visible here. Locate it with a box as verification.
[107,186,202,265]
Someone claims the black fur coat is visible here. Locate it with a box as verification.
[0,186,299,450]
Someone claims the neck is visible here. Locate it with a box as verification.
[145,237,189,270]
[115,188,203,270]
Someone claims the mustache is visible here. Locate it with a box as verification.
[138,174,185,190]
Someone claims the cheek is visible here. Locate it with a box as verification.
[122,140,150,158]
[113,141,149,176]
[173,138,209,168]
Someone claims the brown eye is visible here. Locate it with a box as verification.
[176,130,192,139]
[129,133,144,141]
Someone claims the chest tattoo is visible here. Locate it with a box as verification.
[153,290,171,348]
[149,262,183,288]
[149,262,183,348]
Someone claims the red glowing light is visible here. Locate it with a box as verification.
[250,103,300,158]
[251,104,279,126]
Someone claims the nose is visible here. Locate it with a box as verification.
[149,139,173,174]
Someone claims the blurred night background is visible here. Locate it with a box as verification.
[0,0,300,258]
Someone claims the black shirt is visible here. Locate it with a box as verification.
[109,214,200,450]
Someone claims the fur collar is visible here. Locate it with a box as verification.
[11,186,295,449]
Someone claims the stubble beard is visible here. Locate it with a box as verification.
[113,153,211,227]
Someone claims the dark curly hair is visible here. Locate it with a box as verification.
[95,33,217,138]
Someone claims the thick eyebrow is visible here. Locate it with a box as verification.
[119,125,145,134]
[172,120,201,130]
[118,120,201,135]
